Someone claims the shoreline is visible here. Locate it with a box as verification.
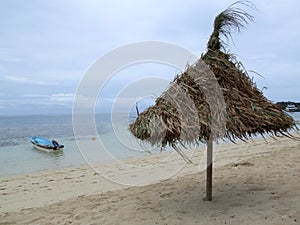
[1,134,299,224]
[1,129,298,179]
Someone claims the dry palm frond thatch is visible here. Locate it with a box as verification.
[129,1,296,150]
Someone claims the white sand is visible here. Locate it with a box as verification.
[0,134,299,224]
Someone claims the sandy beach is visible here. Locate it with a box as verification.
[0,134,299,225]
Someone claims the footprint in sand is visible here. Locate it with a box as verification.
[248,186,266,192]
[159,192,173,198]
[230,202,243,207]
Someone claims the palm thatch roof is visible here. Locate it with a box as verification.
[129,2,296,150]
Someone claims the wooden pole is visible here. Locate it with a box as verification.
[135,102,140,116]
[205,135,213,201]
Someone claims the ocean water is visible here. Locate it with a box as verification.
[0,113,153,177]
[0,112,299,178]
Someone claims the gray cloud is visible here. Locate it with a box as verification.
[0,0,299,114]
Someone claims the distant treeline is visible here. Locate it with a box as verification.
[276,101,300,111]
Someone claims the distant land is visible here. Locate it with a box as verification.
[276,101,300,112]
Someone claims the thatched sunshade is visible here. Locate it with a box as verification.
[129,2,296,200]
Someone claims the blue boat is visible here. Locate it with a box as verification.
[30,136,64,152]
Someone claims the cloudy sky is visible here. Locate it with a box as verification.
[1,0,299,115]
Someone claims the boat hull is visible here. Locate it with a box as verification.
[32,143,64,152]
[30,136,64,152]
[285,109,298,112]
[285,105,299,112]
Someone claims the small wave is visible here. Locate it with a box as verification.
[0,140,20,147]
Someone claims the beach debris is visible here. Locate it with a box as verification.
[231,161,254,167]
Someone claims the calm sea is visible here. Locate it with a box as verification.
[0,112,299,177]
[0,113,153,177]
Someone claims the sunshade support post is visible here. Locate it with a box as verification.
[205,135,213,201]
